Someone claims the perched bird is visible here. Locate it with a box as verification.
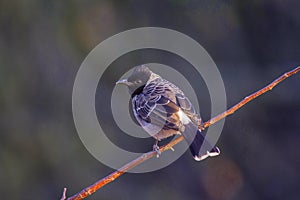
[116,65,220,161]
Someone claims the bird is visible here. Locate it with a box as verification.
[116,65,220,161]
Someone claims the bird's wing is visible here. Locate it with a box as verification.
[133,80,182,131]
[133,93,182,131]
[175,93,202,128]
[157,78,202,128]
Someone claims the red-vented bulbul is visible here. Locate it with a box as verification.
[116,65,220,161]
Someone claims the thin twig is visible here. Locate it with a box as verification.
[203,66,300,128]
[64,66,300,200]
[66,136,184,200]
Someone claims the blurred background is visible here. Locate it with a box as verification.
[1,0,300,199]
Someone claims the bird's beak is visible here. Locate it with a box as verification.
[116,79,132,86]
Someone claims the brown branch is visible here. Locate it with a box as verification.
[203,66,300,128]
[63,66,300,200]
[65,136,185,200]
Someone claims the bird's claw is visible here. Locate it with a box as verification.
[198,123,205,131]
[153,144,161,158]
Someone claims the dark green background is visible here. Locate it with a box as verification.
[1,0,299,199]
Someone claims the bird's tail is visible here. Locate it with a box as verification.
[181,122,220,161]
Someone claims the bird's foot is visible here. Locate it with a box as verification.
[198,123,205,131]
[153,143,161,158]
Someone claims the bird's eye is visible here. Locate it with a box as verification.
[135,80,142,84]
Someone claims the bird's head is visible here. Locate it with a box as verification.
[116,65,153,95]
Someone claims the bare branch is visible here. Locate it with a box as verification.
[67,136,184,200]
[65,66,300,200]
[203,66,300,128]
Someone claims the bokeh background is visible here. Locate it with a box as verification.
[1,0,300,199]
